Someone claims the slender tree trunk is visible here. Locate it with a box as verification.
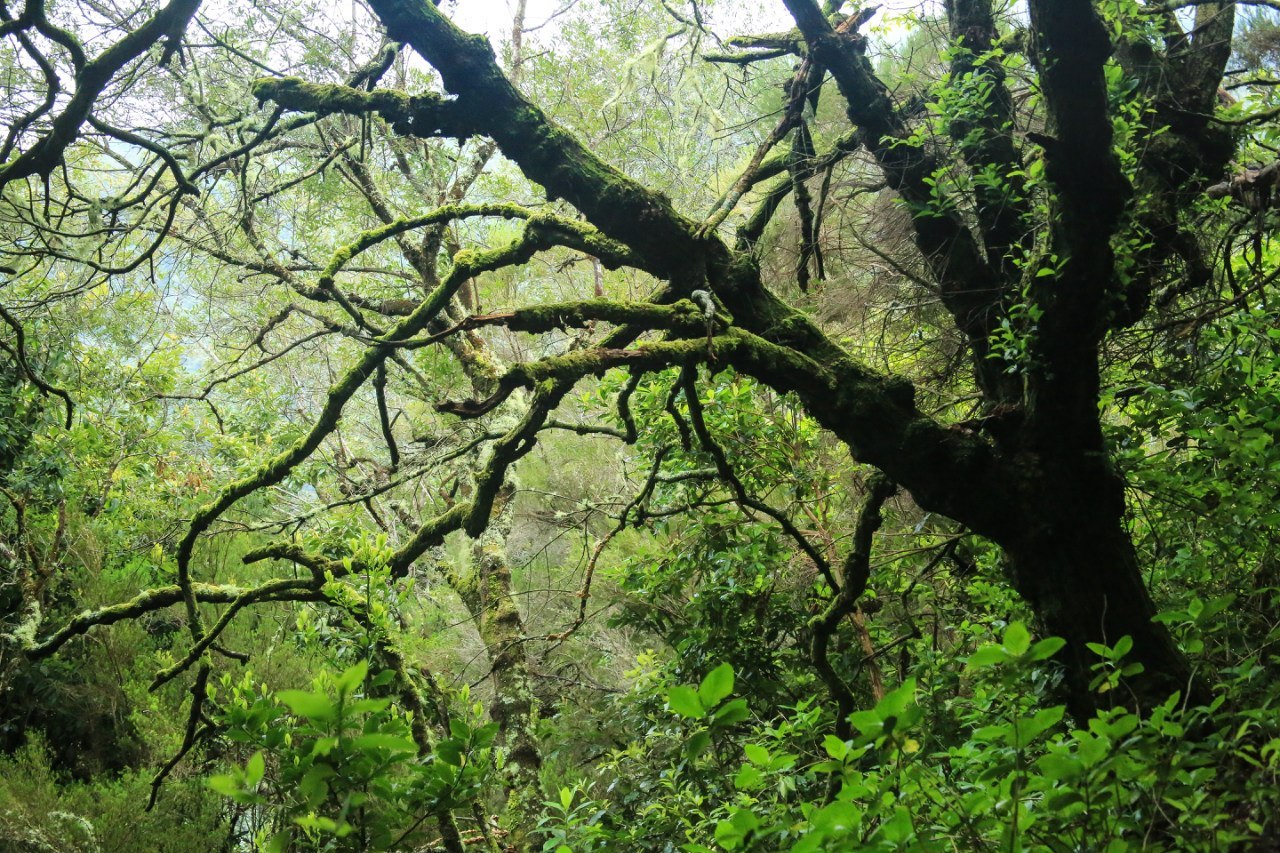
[455,485,542,848]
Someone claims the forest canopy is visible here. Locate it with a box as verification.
[3,0,1280,849]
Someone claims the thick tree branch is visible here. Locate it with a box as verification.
[362,0,705,279]
[25,580,322,660]
[251,77,479,140]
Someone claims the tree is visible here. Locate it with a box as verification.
[2,0,1275,846]
[243,0,1233,714]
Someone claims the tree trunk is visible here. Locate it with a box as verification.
[1004,448,1206,717]
[454,485,542,848]
[986,336,1203,715]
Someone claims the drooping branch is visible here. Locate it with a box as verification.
[790,121,820,290]
[735,130,861,250]
[700,57,823,235]
[0,301,74,428]
[545,445,679,644]
[679,364,836,585]
[147,663,210,809]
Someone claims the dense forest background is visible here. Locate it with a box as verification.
[3,0,1280,849]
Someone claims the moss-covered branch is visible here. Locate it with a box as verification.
[149,577,326,690]
[460,297,719,336]
[363,0,707,278]
[25,579,321,660]
[252,77,477,139]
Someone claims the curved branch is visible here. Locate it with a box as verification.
[678,365,837,588]
[0,302,74,428]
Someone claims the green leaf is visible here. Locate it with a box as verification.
[743,743,770,766]
[712,698,749,726]
[734,764,764,790]
[263,831,291,853]
[1003,621,1031,656]
[875,678,915,721]
[311,736,338,757]
[206,774,241,798]
[334,659,368,696]
[711,804,757,845]
[823,734,849,761]
[1029,636,1066,661]
[849,710,882,736]
[277,689,337,722]
[812,800,860,834]
[351,733,419,753]
[299,764,333,805]
[967,645,1010,670]
[347,697,392,715]
[685,729,711,761]
[667,685,705,719]
[1077,733,1109,768]
[698,662,734,708]
[243,751,265,786]
[1015,705,1065,742]
[1045,789,1084,811]
[872,807,913,843]
[436,739,464,766]
[1038,753,1083,781]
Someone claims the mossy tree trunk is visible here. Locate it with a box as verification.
[455,486,542,848]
